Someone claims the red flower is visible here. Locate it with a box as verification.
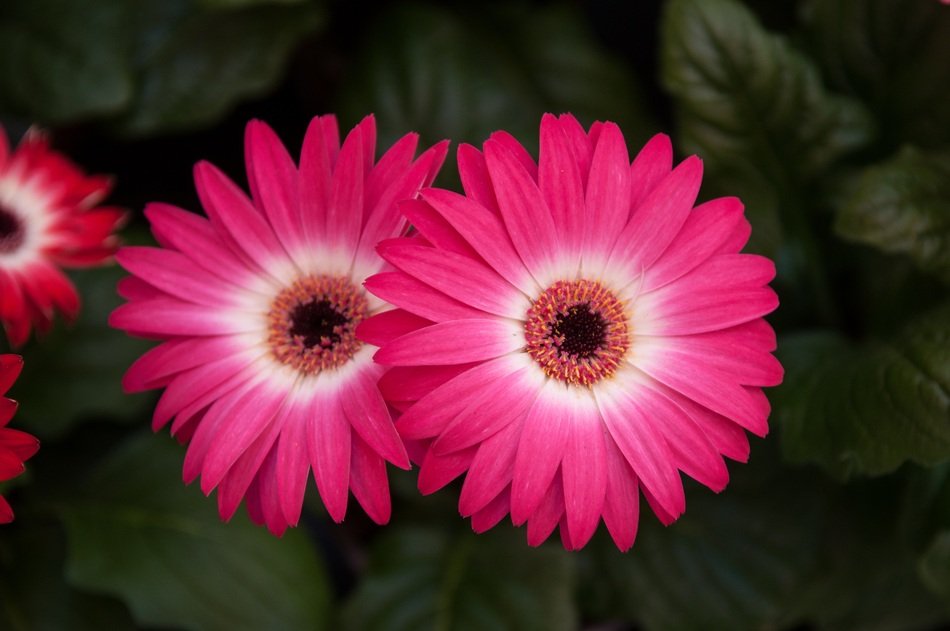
[0,125,125,346]
[0,354,39,523]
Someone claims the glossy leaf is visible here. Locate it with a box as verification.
[802,0,950,148]
[776,302,950,478]
[59,431,331,631]
[836,147,950,285]
[660,0,872,252]
[341,525,576,631]
[0,519,137,631]
[116,0,323,135]
[338,3,653,151]
[0,0,132,123]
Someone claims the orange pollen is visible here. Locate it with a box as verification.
[524,279,630,386]
[267,275,368,375]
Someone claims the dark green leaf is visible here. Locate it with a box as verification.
[836,147,950,285]
[587,452,824,631]
[341,525,576,631]
[338,3,654,153]
[116,1,324,136]
[0,518,137,631]
[802,0,950,149]
[776,302,950,478]
[0,0,132,123]
[919,531,950,607]
[12,265,153,439]
[60,431,331,631]
[660,0,873,252]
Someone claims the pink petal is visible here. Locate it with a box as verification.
[193,161,288,276]
[340,368,409,469]
[718,216,752,254]
[458,414,526,517]
[539,114,585,261]
[510,382,574,525]
[217,418,282,521]
[641,197,745,292]
[377,363,476,404]
[432,362,538,455]
[276,408,311,526]
[123,337,242,393]
[601,437,640,551]
[373,318,522,366]
[557,113,594,189]
[365,270,486,322]
[110,299,254,337]
[307,394,351,523]
[417,445,477,495]
[561,412,608,550]
[400,199,481,259]
[144,202,256,282]
[628,133,673,212]
[658,384,751,463]
[484,139,559,283]
[421,188,537,296]
[326,124,365,256]
[470,486,511,534]
[583,122,631,259]
[596,381,686,520]
[299,115,335,245]
[151,355,250,431]
[244,120,305,257]
[457,143,500,214]
[608,156,703,276]
[350,432,391,524]
[356,140,449,268]
[395,356,519,440]
[489,130,538,179]
[116,247,245,306]
[198,380,285,494]
[365,133,418,215]
[377,241,527,318]
[356,309,431,347]
[636,332,783,388]
[526,474,565,547]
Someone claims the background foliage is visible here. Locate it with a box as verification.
[1,0,949,629]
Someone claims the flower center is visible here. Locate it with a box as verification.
[524,279,630,386]
[267,275,368,375]
[0,204,25,254]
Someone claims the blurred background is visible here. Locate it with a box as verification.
[1,0,949,629]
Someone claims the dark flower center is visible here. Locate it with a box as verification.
[552,304,608,359]
[0,205,24,254]
[267,275,368,375]
[289,299,349,349]
[524,279,630,386]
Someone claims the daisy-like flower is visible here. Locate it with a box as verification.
[362,114,782,551]
[0,124,124,346]
[110,115,448,535]
[0,355,40,523]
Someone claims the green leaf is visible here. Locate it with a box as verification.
[0,518,137,631]
[919,531,950,607]
[836,147,950,285]
[12,265,154,439]
[802,0,950,149]
[115,0,324,136]
[341,525,576,631]
[0,0,133,123]
[776,302,950,478]
[338,3,654,152]
[59,431,331,631]
[586,452,824,631]
[660,0,873,252]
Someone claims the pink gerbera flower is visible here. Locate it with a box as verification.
[110,115,447,535]
[0,125,125,346]
[362,113,782,551]
[0,354,40,523]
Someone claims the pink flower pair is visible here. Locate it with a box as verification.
[111,113,781,551]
